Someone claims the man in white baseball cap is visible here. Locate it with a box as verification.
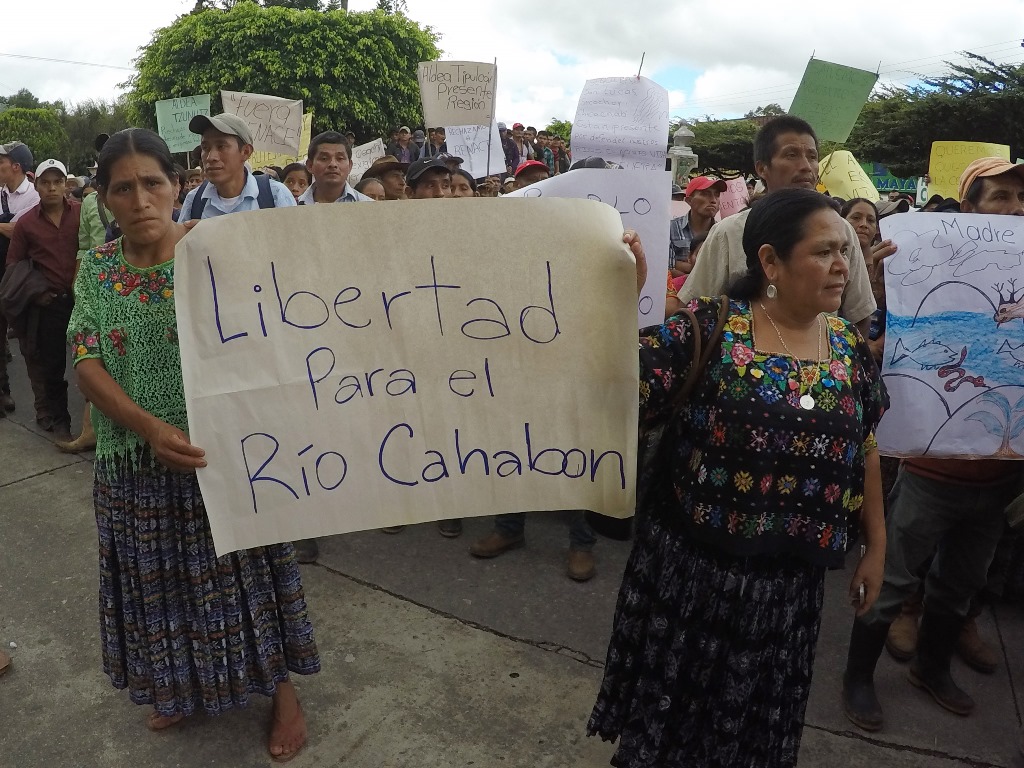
[4,157,80,440]
[179,112,294,220]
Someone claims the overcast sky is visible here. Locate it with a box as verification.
[4,0,1024,129]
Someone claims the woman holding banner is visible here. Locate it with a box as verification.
[66,128,317,763]
[591,188,888,767]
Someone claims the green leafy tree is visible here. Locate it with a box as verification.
[846,54,1024,178]
[743,103,785,118]
[0,108,69,164]
[0,88,49,111]
[127,3,439,139]
[687,117,758,176]
[545,118,572,143]
[192,0,345,10]
[58,99,132,174]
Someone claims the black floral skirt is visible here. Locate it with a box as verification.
[588,517,826,768]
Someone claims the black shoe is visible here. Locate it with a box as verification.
[908,612,974,716]
[36,415,55,431]
[841,619,890,732]
[0,393,13,412]
[293,538,319,564]
[438,518,463,538]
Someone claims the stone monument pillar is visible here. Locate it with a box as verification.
[668,123,698,188]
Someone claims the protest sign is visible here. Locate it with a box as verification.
[876,212,1024,458]
[221,90,303,155]
[176,199,639,554]
[819,151,880,201]
[571,77,670,172]
[788,59,877,143]
[418,61,496,129]
[928,141,1011,200]
[444,123,505,178]
[349,139,386,183]
[506,169,671,326]
[718,177,748,218]
[248,112,313,169]
[155,95,211,154]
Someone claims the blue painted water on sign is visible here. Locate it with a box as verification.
[886,310,1024,383]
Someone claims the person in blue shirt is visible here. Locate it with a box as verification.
[179,113,295,220]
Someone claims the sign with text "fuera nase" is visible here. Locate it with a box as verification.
[175,199,639,555]
[221,90,304,155]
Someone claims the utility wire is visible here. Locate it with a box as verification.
[0,52,133,72]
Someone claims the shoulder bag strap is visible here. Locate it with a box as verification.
[670,295,730,410]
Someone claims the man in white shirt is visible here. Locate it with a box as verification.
[179,113,295,220]
[679,116,887,336]
[0,141,40,414]
[298,131,372,204]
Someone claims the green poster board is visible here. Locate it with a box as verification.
[788,59,877,143]
[155,95,211,154]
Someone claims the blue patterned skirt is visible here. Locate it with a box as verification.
[588,516,826,768]
[93,452,320,717]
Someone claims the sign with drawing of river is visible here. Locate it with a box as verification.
[877,212,1024,458]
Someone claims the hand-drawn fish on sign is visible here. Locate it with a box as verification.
[890,338,960,370]
[997,339,1024,368]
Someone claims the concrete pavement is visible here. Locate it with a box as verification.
[2,347,1024,767]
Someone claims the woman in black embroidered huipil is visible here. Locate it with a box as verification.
[590,189,889,767]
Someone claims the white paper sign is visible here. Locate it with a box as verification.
[349,139,386,183]
[221,90,303,155]
[877,212,1024,458]
[444,123,505,178]
[418,61,496,128]
[506,169,672,327]
[571,77,670,172]
[175,199,639,555]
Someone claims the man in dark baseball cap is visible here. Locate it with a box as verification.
[405,157,451,199]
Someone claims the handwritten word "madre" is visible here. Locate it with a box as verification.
[208,255,560,346]
[940,218,1017,244]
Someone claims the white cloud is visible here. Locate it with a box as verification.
[5,0,1024,129]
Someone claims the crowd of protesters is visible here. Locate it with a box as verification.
[1,106,1023,768]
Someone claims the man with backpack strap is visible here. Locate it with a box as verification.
[179,113,295,221]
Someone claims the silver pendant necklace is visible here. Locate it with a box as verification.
[758,302,826,409]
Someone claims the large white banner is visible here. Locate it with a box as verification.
[571,77,670,172]
[221,90,304,155]
[176,199,639,554]
[877,212,1024,458]
[506,169,672,327]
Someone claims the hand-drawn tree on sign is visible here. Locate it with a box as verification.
[964,391,1024,457]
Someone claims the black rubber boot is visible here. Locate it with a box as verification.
[842,619,890,732]
[908,611,974,716]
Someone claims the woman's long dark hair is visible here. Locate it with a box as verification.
[839,197,879,221]
[95,128,177,190]
[729,188,836,300]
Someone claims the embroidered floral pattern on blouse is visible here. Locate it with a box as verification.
[95,249,173,304]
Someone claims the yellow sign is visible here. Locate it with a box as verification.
[248,112,313,168]
[819,150,879,202]
[928,141,1010,200]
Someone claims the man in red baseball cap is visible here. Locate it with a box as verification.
[514,160,550,189]
[511,123,534,163]
[669,176,726,273]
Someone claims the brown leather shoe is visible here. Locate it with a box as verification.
[0,649,10,676]
[567,549,595,582]
[956,616,999,674]
[886,609,919,662]
[469,531,525,558]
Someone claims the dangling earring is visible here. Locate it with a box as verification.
[766,283,778,299]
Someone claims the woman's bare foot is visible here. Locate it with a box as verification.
[146,710,185,732]
[268,680,306,762]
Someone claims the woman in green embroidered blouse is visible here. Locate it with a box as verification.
[66,129,315,762]
[589,188,889,767]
